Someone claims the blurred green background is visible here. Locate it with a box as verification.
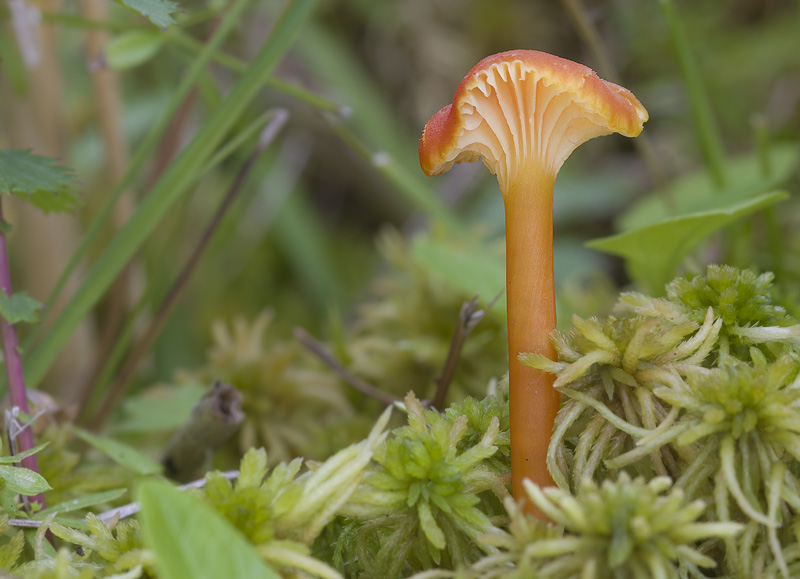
[0,0,798,410]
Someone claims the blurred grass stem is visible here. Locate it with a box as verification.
[658,0,727,190]
[560,0,667,190]
[24,0,256,352]
[88,110,289,431]
[25,0,318,389]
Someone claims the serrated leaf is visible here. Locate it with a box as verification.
[0,292,43,324]
[587,190,789,294]
[106,30,165,70]
[0,464,51,495]
[73,427,162,476]
[35,488,127,517]
[138,479,279,579]
[117,0,182,29]
[0,150,80,214]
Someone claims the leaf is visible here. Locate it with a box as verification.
[0,464,51,495]
[137,479,279,579]
[0,150,81,213]
[35,489,127,517]
[116,0,182,29]
[0,442,50,464]
[619,144,798,231]
[0,292,43,324]
[106,30,165,70]
[113,383,205,434]
[72,427,162,476]
[411,236,506,319]
[587,191,789,294]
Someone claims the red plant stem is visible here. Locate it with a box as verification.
[0,199,46,509]
[503,169,558,519]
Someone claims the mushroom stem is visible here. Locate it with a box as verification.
[504,169,559,514]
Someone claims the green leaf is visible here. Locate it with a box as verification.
[106,30,165,70]
[0,292,43,324]
[0,442,50,465]
[0,465,51,495]
[411,236,506,319]
[587,190,789,294]
[619,144,798,231]
[138,479,279,579]
[117,0,182,29]
[0,150,80,213]
[72,427,162,476]
[113,383,205,434]
[35,488,127,517]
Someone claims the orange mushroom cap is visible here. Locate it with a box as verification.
[419,50,648,192]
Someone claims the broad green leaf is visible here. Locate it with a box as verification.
[113,384,205,434]
[117,0,181,29]
[0,292,43,324]
[138,479,279,579]
[35,489,127,517]
[619,144,798,231]
[72,427,162,476]
[411,236,506,320]
[0,465,51,495]
[106,30,165,70]
[587,190,789,294]
[0,150,80,213]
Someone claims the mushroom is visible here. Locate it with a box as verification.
[419,50,647,517]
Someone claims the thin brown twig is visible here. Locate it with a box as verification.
[88,110,290,432]
[431,291,503,410]
[293,327,400,406]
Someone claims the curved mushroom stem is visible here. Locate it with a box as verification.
[504,168,559,517]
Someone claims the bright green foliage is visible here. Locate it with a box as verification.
[522,309,718,491]
[587,189,787,294]
[0,292,43,324]
[436,476,740,579]
[0,150,80,214]
[621,265,800,364]
[138,479,277,579]
[444,386,510,477]
[37,425,134,510]
[47,514,151,577]
[0,442,52,515]
[116,0,181,29]
[0,516,24,572]
[345,233,508,404]
[16,514,144,579]
[537,266,800,577]
[336,393,505,578]
[72,428,162,476]
[517,475,741,579]
[665,265,800,362]
[192,408,390,577]
[178,312,362,464]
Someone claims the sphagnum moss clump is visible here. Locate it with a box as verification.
[522,310,719,491]
[177,312,359,465]
[532,266,800,578]
[620,265,800,364]
[336,393,507,578]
